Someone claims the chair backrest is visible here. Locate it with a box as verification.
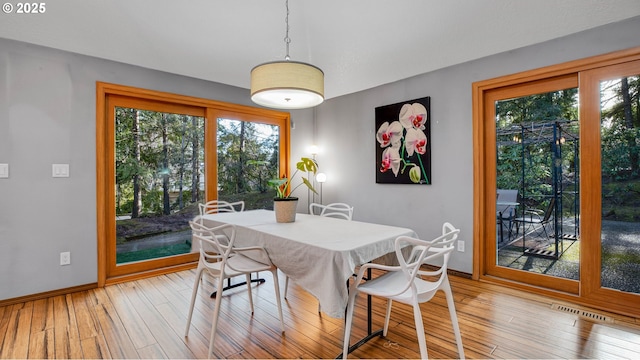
[190,215,209,252]
[496,189,518,219]
[199,200,245,215]
[392,226,458,295]
[189,220,236,271]
[309,202,354,220]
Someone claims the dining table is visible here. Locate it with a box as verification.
[199,209,417,319]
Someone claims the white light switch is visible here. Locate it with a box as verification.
[52,164,70,178]
[0,164,8,178]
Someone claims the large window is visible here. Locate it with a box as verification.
[97,83,290,285]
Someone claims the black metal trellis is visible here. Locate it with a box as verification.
[497,120,580,259]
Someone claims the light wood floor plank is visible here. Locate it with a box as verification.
[79,333,111,360]
[70,292,100,342]
[91,295,139,359]
[0,305,21,359]
[29,299,53,334]
[52,294,84,359]
[104,284,156,349]
[8,302,32,359]
[27,327,53,359]
[0,307,6,344]
[28,298,55,359]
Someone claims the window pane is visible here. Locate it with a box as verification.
[115,107,205,264]
[599,75,640,294]
[495,88,580,279]
[216,118,279,209]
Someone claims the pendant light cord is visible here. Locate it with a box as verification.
[284,0,291,61]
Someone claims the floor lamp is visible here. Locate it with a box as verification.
[316,172,326,204]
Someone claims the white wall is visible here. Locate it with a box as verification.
[314,17,640,273]
[1,16,639,300]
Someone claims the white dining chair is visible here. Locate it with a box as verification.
[199,199,245,215]
[341,223,464,359]
[185,221,285,358]
[284,202,355,310]
[309,202,354,220]
[196,200,262,294]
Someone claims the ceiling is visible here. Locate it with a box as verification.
[1,0,639,100]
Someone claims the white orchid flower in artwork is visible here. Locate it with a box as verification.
[405,128,428,156]
[380,146,401,176]
[399,103,428,130]
[376,121,403,148]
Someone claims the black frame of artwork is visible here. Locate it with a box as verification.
[375,96,431,184]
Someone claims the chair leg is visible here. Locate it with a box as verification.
[443,278,465,359]
[342,287,359,359]
[208,275,226,358]
[185,267,204,337]
[412,301,428,360]
[245,273,254,314]
[383,299,393,336]
[271,269,286,333]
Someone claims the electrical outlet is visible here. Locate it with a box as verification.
[60,251,71,265]
[0,164,8,178]
[457,240,465,252]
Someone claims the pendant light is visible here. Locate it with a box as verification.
[250,0,324,109]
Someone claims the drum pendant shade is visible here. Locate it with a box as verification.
[251,61,324,109]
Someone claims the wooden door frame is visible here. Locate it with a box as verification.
[472,47,640,317]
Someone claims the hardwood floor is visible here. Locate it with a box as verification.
[1,269,639,359]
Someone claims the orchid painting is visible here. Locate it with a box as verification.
[375,97,431,184]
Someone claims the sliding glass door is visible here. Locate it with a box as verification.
[476,50,640,317]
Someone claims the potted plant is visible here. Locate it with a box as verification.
[268,157,318,222]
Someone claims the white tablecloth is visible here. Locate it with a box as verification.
[200,209,416,318]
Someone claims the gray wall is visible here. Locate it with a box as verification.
[1,16,639,300]
[314,16,640,273]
